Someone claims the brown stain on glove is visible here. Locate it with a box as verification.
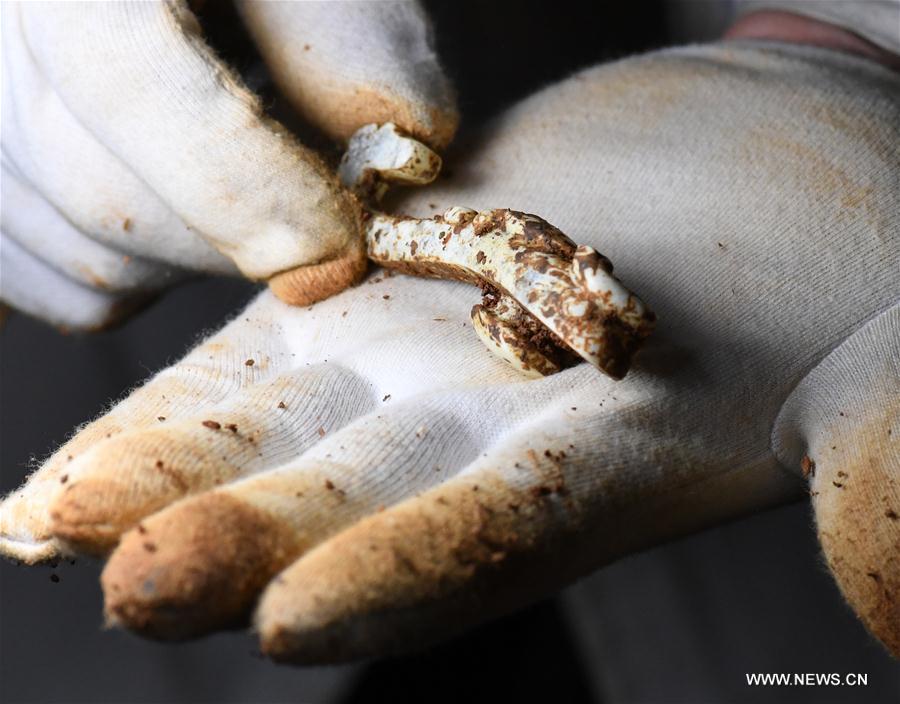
[256,471,576,663]
[814,406,900,658]
[268,236,368,307]
[102,492,301,640]
[49,425,250,556]
[100,466,378,640]
[299,85,459,151]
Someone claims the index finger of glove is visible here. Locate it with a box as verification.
[236,0,458,149]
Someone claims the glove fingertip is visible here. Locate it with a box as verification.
[813,413,900,658]
[255,473,554,663]
[268,238,368,307]
[101,491,298,641]
[316,86,460,151]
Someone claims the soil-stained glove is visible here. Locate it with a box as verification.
[0,0,457,329]
[1,39,897,661]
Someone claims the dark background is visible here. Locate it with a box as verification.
[2,1,898,702]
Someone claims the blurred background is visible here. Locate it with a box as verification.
[2,1,898,702]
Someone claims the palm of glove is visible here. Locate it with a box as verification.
[2,42,898,661]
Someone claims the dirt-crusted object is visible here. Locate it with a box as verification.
[338,122,655,379]
[365,207,655,379]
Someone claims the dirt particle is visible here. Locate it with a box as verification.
[832,481,844,488]
[886,509,898,521]
[324,480,335,491]
[383,294,391,300]
[476,251,486,264]
[50,574,60,583]
[317,426,326,437]
[245,358,255,367]
[137,524,147,534]
[800,455,816,478]
[225,423,238,433]
[866,571,882,583]
[342,310,348,317]
[303,44,310,51]
[60,475,68,484]
[383,394,391,402]
[202,420,221,430]
[277,401,287,409]
[122,218,132,231]
[143,542,157,553]
[530,485,553,498]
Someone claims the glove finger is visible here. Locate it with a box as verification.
[99,373,575,640]
[774,307,900,657]
[18,2,360,282]
[50,364,375,556]
[0,293,290,562]
[1,162,178,293]
[1,5,236,275]
[0,229,142,333]
[236,0,458,148]
[253,388,798,663]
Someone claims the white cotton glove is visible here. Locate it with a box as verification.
[1,38,897,661]
[0,0,457,330]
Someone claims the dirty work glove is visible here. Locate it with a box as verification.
[1,37,897,661]
[0,0,456,329]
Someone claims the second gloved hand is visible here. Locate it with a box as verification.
[1,0,457,329]
[1,38,897,660]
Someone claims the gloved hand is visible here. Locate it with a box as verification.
[0,0,456,329]
[1,35,897,662]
